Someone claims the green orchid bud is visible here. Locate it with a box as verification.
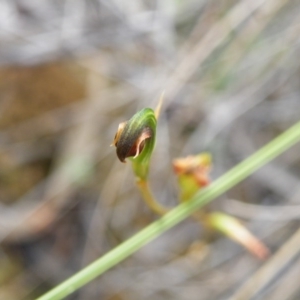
[173,153,211,201]
[112,108,157,180]
[206,212,269,259]
[112,97,168,216]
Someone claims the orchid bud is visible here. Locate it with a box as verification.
[173,153,211,201]
[206,212,269,259]
[112,108,157,180]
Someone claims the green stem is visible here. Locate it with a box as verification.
[136,179,169,215]
[37,120,300,300]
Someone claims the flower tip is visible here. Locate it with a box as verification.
[111,121,127,148]
[155,91,164,119]
[118,157,127,163]
[251,241,270,260]
[116,147,127,163]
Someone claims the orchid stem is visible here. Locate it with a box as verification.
[136,179,169,215]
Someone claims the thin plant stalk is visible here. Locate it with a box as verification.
[136,179,168,215]
[37,119,300,300]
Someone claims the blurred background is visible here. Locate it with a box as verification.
[0,0,300,299]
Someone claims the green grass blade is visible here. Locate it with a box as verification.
[37,120,300,300]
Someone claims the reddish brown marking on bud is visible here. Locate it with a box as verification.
[112,123,152,163]
[173,154,211,187]
[127,128,152,159]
